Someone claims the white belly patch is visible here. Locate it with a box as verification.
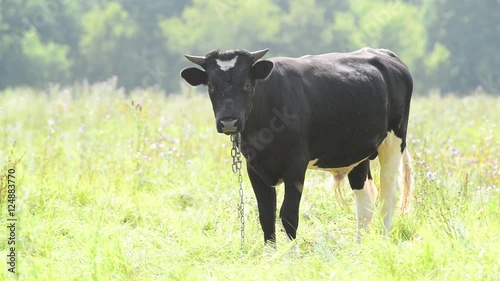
[307,158,367,181]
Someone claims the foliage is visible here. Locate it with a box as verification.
[424,0,500,93]
[329,1,429,72]
[160,0,282,53]
[79,2,139,88]
[0,0,498,94]
[269,0,331,56]
[0,85,499,279]
[21,28,72,85]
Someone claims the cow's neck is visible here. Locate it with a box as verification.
[243,85,275,138]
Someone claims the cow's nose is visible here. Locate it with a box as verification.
[218,118,240,133]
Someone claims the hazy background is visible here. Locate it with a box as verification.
[0,0,498,95]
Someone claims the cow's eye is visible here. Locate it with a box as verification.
[243,82,252,90]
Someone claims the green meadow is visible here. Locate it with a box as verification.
[0,81,499,280]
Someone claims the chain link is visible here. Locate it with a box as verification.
[230,133,245,252]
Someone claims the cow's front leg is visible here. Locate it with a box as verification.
[248,167,277,245]
[280,180,303,241]
[280,164,306,252]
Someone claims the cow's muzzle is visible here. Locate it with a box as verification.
[217,117,242,134]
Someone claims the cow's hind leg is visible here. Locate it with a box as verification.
[377,131,403,236]
[348,160,377,242]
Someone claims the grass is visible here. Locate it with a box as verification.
[0,80,499,280]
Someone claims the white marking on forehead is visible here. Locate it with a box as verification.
[216,56,238,71]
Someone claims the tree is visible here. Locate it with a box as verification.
[0,0,72,88]
[0,0,498,95]
[120,0,189,91]
[160,0,281,54]
[271,0,331,56]
[79,2,139,89]
[21,28,72,86]
[424,0,500,93]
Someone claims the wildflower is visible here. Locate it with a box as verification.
[427,171,436,182]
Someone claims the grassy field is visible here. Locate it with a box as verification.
[0,80,499,280]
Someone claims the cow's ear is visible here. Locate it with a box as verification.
[252,60,274,80]
[181,67,208,86]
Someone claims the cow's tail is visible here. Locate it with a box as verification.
[399,148,414,213]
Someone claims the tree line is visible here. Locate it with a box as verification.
[0,0,498,95]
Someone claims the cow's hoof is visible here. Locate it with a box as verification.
[263,241,277,256]
[286,241,301,258]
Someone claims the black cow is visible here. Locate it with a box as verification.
[181,48,414,248]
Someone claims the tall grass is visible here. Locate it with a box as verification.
[0,80,499,280]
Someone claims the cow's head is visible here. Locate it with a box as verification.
[181,49,274,134]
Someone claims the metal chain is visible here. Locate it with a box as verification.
[230,133,245,252]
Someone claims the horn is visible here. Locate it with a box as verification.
[184,54,206,66]
[250,48,269,63]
